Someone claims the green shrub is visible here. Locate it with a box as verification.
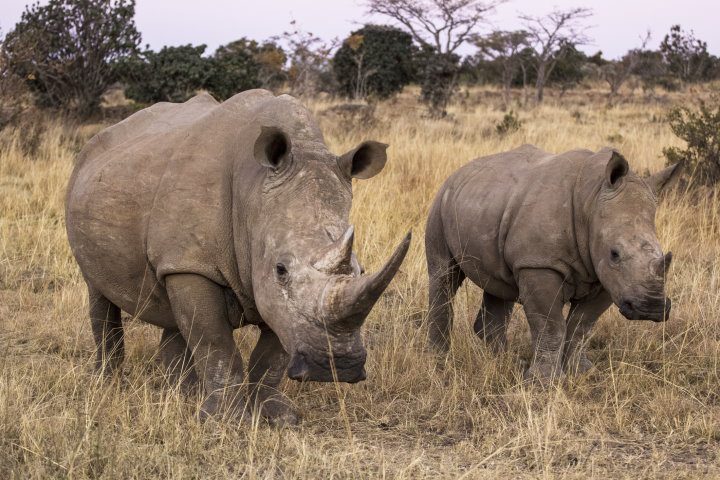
[120,45,210,103]
[420,51,460,118]
[495,110,523,136]
[663,100,720,186]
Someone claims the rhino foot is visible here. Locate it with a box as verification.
[523,362,566,387]
[253,396,300,427]
[565,352,594,376]
[198,394,249,423]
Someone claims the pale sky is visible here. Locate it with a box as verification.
[1,0,719,59]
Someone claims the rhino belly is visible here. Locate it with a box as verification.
[66,156,176,329]
[443,184,519,301]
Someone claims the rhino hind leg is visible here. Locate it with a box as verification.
[159,328,198,394]
[88,285,125,375]
[426,254,465,352]
[165,274,246,421]
[248,324,298,426]
[474,291,513,352]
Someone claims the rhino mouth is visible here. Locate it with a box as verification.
[286,350,367,383]
[619,297,671,322]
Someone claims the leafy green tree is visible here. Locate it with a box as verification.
[206,41,261,100]
[365,0,502,117]
[468,30,530,107]
[546,41,589,92]
[420,51,460,118]
[1,0,141,117]
[634,49,676,91]
[333,24,415,100]
[211,38,286,90]
[660,25,714,82]
[121,45,209,103]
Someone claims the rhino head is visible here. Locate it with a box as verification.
[249,126,410,383]
[589,151,681,322]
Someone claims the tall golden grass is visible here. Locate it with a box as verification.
[1,87,718,478]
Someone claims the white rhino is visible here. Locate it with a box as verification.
[66,90,411,423]
[425,145,679,381]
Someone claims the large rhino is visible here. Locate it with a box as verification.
[66,90,411,424]
[425,145,679,381]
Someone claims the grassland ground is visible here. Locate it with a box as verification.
[1,85,719,478]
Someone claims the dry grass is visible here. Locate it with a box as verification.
[1,86,719,478]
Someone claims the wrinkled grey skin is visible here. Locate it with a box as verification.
[425,145,680,382]
[66,90,411,424]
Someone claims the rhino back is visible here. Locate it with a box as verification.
[438,145,592,299]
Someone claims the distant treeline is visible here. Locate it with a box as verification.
[1,0,718,120]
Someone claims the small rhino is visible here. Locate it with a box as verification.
[66,90,411,424]
[425,145,680,381]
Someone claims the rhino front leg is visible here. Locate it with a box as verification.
[165,274,245,420]
[88,285,124,375]
[474,291,514,352]
[518,269,567,384]
[159,328,198,394]
[564,290,612,375]
[248,324,298,426]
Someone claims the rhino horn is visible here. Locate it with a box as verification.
[322,231,411,328]
[313,225,355,274]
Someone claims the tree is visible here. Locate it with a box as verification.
[600,32,651,104]
[634,49,674,92]
[660,25,713,82]
[277,22,336,97]
[121,45,209,104]
[470,30,530,107]
[205,40,262,100]
[420,50,460,116]
[1,0,141,117]
[366,0,503,117]
[520,7,592,104]
[333,25,415,100]
[546,41,589,94]
[0,29,33,129]
[211,38,286,90]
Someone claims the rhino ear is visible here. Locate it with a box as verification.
[646,163,682,195]
[604,150,629,189]
[254,126,292,170]
[339,141,388,180]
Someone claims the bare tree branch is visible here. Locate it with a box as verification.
[520,7,593,104]
[601,30,651,104]
[366,0,505,54]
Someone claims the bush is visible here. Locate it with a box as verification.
[333,25,415,100]
[420,51,460,118]
[121,45,209,103]
[209,38,285,92]
[495,110,523,136]
[1,0,141,117]
[206,41,262,100]
[663,100,720,186]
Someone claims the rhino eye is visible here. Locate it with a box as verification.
[610,249,621,263]
[275,263,289,280]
